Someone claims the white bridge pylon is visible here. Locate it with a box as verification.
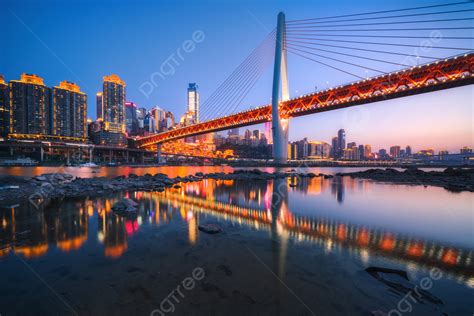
[271,12,290,164]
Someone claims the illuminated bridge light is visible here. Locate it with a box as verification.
[442,249,459,265]
[406,242,424,257]
[380,234,396,251]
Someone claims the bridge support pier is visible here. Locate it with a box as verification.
[156,144,163,164]
[271,12,290,164]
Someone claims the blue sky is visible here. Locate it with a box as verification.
[2,0,473,152]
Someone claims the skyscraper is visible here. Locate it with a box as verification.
[96,92,103,120]
[364,145,372,159]
[390,146,401,158]
[358,145,364,159]
[102,74,126,133]
[9,73,51,135]
[151,106,167,132]
[252,129,260,139]
[244,129,251,141]
[90,74,126,146]
[53,81,87,138]
[337,129,346,157]
[405,145,412,156]
[331,136,338,158]
[0,75,9,137]
[187,83,199,123]
[125,101,138,135]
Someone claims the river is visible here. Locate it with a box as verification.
[0,166,472,315]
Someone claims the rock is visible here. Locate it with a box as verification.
[366,267,443,306]
[34,176,48,181]
[173,185,181,189]
[40,182,55,194]
[198,223,223,234]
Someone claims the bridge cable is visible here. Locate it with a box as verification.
[285,17,474,29]
[200,31,275,120]
[199,32,275,120]
[199,46,268,120]
[213,34,275,119]
[208,48,269,119]
[286,2,473,23]
[285,42,412,67]
[200,30,276,121]
[285,27,474,32]
[222,41,275,117]
[287,48,365,79]
[199,30,275,120]
[200,30,275,120]
[285,39,444,60]
[284,37,473,51]
[282,34,474,40]
[286,46,387,74]
[285,9,474,26]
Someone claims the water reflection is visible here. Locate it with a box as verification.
[0,176,472,286]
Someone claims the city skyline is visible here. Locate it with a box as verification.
[2,0,472,153]
[2,71,471,153]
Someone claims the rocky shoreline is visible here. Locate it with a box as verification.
[0,169,318,208]
[1,167,472,208]
[336,167,474,192]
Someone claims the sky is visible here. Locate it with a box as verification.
[1,0,473,152]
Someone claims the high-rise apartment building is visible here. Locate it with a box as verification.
[0,75,9,137]
[52,81,87,138]
[102,74,126,133]
[9,73,51,135]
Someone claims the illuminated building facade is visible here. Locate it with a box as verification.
[53,81,87,138]
[102,74,126,133]
[9,73,51,135]
[92,74,127,146]
[0,75,9,137]
[308,141,331,159]
[187,83,199,123]
[364,145,372,159]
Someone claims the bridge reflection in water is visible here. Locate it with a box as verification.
[0,177,472,286]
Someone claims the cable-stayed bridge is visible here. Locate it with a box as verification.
[136,2,474,162]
